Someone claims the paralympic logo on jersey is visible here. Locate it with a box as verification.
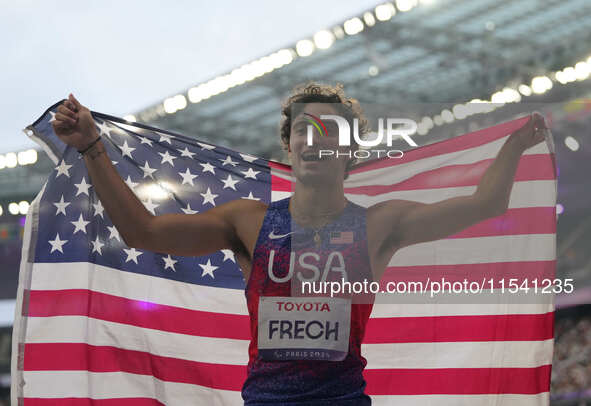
[304,112,418,159]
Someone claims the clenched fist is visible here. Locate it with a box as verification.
[52,94,98,151]
[510,112,550,152]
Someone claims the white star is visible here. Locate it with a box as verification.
[162,255,178,271]
[201,187,218,206]
[241,168,260,179]
[111,160,118,165]
[199,259,218,278]
[93,200,104,218]
[159,151,176,166]
[241,192,261,201]
[159,133,173,144]
[140,161,157,178]
[239,153,258,163]
[71,213,90,234]
[53,195,71,216]
[123,247,142,264]
[74,177,92,196]
[49,111,57,122]
[91,236,105,255]
[178,147,195,158]
[48,233,68,253]
[200,162,215,174]
[221,249,235,262]
[197,142,215,150]
[124,176,139,190]
[142,198,159,215]
[178,168,198,186]
[220,155,238,167]
[140,137,154,146]
[120,140,136,159]
[96,120,113,137]
[107,225,121,241]
[221,174,239,190]
[55,160,72,178]
[181,203,198,214]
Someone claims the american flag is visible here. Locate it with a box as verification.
[12,102,557,405]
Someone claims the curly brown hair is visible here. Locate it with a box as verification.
[279,82,369,150]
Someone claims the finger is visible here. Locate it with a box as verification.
[65,100,78,112]
[57,104,77,120]
[69,93,82,110]
[55,112,77,125]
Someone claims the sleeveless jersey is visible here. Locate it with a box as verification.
[242,197,374,405]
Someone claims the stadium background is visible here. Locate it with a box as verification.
[1,0,590,404]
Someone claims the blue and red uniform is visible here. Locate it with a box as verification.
[242,197,374,405]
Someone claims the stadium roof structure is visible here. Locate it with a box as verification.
[127,0,591,161]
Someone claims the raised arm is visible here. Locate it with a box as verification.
[369,112,549,256]
[51,94,257,259]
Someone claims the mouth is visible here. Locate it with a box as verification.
[301,150,328,162]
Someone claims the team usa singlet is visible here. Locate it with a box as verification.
[242,197,374,405]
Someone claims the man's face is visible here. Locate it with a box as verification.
[288,103,355,186]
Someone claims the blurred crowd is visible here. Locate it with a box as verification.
[552,311,591,397]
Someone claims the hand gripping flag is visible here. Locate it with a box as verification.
[12,101,557,405]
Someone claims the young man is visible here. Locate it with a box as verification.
[52,84,547,405]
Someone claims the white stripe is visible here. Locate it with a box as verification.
[21,370,242,406]
[363,339,554,369]
[371,393,549,406]
[26,316,249,365]
[391,233,555,266]
[346,135,550,187]
[271,190,291,201]
[369,300,554,317]
[346,180,556,208]
[30,262,248,314]
[29,262,554,318]
[0,299,15,327]
[24,316,552,369]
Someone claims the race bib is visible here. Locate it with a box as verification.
[257,296,351,361]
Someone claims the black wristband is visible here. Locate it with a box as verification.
[78,136,102,155]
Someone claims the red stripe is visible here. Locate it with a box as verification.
[364,312,554,344]
[27,289,250,340]
[345,154,555,195]
[381,260,556,288]
[24,343,246,391]
[350,116,531,174]
[364,365,551,395]
[24,398,164,406]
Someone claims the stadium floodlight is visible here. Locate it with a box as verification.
[173,94,187,111]
[563,67,577,83]
[343,17,364,35]
[441,109,454,123]
[314,30,335,49]
[491,90,507,104]
[0,205,3,216]
[433,114,444,126]
[518,84,532,96]
[124,115,136,122]
[296,39,315,57]
[5,153,17,168]
[564,136,579,151]
[501,87,521,103]
[8,203,19,215]
[18,201,29,215]
[0,155,4,170]
[363,12,376,27]
[396,0,418,12]
[531,76,552,94]
[375,3,396,21]
[452,104,468,120]
[556,203,564,215]
[163,97,177,114]
[368,65,379,76]
[574,62,590,81]
[333,26,345,39]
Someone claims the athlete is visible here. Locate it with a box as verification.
[52,83,548,405]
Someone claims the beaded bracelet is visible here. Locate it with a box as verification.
[78,136,102,155]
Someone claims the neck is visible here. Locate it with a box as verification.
[290,180,347,219]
